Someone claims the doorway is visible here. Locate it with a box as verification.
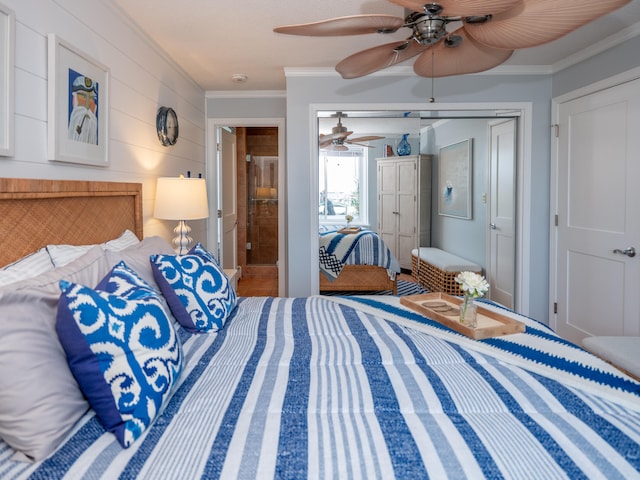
[207,118,286,297]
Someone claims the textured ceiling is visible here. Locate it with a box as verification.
[111,0,640,91]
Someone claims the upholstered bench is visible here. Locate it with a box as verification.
[411,247,482,295]
[582,336,640,381]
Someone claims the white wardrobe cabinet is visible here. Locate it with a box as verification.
[377,155,432,270]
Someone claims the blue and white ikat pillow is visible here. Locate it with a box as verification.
[150,243,237,333]
[56,262,182,448]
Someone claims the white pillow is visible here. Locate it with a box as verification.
[47,229,140,267]
[0,248,54,287]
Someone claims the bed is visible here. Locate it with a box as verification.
[319,226,399,294]
[1,178,640,479]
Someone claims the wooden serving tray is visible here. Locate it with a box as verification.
[338,227,362,234]
[400,292,525,340]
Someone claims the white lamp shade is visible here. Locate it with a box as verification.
[154,177,209,220]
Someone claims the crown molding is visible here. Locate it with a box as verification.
[284,65,552,78]
[551,22,640,73]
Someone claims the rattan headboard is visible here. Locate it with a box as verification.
[0,178,143,267]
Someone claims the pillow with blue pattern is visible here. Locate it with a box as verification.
[150,243,237,333]
[56,261,182,448]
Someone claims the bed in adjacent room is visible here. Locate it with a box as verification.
[1,178,639,479]
[318,226,399,294]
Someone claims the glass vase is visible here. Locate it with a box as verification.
[459,296,477,328]
[397,133,411,156]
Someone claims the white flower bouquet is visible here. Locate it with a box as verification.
[345,214,353,227]
[455,271,489,325]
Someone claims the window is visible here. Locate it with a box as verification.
[318,147,368,224]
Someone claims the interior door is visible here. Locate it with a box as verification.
[377,160,398,258]
[554,78,640,344]
[220,127,238,271]
[488,119,516,309]
[396,159,417,270]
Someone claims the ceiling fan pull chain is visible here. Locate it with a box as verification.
[429,50,436,103]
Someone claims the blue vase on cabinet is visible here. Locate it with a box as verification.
[397,134,411,156]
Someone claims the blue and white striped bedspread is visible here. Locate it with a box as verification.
[3,296,640,479]
[319,229,400,279]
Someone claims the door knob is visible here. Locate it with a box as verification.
[613,246,636,257]
[489,223,496,230]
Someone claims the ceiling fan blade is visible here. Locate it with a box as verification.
[413,29,513,77]
[388,0,521,16]
[274,15,404,36]
[346,142,376,148]
[465,0,631,50]
[347,135,385,143]
[322,144,350,152]
[336,40,428,79]
[319,131,353,143]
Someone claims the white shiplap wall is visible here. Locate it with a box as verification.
[0,0,207,244]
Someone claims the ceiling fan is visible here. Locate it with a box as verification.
[319,112,385,151]
[274,0,630,79]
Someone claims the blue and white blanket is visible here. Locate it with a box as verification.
[319,229,400,280]
[2,296,639,479]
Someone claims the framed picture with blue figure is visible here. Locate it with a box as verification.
[438,138,472,219]
[48,34,110,166]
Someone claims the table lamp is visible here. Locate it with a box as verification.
[154,175,209,254]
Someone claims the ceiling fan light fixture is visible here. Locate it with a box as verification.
[409,15,449,45]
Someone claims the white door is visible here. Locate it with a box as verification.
[553,78,640,344]
[378,160,398,258]
[487,119,516,309]
[219,128,238,271]
[396,159,417,270]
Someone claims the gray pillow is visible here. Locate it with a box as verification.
[0,246,111,462]
[105,235,175,291]
[105,236,177,323]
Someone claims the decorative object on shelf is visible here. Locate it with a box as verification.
[384,144,393,157]
[455,271,489,328]
[156,106,179,146]
[345,214,353,228]
[48,34,110,166]
[154,175,209,254]
[397,134,411,156]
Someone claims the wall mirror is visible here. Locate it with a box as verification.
[316,108,519,308]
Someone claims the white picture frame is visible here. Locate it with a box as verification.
[438,138,473,219]
[48,34,109,166]
[0,2,14,157]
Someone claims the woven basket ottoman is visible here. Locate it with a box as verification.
[411,247,482,295]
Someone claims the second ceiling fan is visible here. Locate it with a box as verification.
[319,112,384,151]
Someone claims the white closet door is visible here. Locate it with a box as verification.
[554,77,640,344]
[396,159,417,270]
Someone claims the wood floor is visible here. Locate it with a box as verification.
[237,272,414,297]
[236,275,279,297]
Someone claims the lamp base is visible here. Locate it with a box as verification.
[173,220,193,255]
